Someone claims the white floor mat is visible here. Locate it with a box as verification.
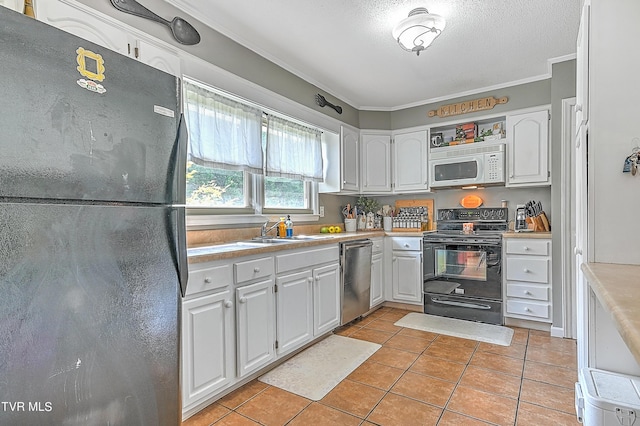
[258,334,380,400]
[395,312,514,346]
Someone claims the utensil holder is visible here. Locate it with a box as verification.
[383,216,392,231]
[344,218,357,233]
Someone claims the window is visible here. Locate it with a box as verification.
[183,78,322,219]
[264,177,309,210]
[186,163,247,208]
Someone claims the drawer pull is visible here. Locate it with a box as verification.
[523,268,530,273]
[524,290,532,295]
[254,267,260,273]
[525,307,532,312]
[224,300,233,308]
[204,277,212,283]
[404,243,410,248]
[523,246,530,251]
[239,297,247,304]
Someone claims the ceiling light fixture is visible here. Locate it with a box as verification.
[392,7,446,56]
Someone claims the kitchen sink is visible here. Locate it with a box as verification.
[290,235,335,240]
[250,237,296,244]
[187,241,267,256]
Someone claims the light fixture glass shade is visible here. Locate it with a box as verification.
[392,7,446,55]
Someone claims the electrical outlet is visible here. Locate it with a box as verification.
[319,206,325,217]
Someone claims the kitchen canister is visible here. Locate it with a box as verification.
[344,218,357,232]
[383,216,392,231]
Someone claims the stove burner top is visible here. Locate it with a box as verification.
[426,207,508,242]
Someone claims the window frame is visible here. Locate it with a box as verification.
[183,79,322,229]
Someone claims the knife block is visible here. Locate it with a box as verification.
[525,213,550,232]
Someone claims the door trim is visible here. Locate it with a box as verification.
[561,97,577,339]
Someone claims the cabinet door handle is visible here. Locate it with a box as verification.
[574,247,583,255]
[239,297,247,304]
[204,277,211,283]
[224,300,233,308]
[315,276,321,282]
[308,277,314,283]
[575,104,583,112]
[254,267,260,273]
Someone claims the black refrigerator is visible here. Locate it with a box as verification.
[0,8,188,425]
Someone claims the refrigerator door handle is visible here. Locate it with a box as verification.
[174,207,189,297]
[171,113,188,205]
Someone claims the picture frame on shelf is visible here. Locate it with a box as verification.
[430,132,443,148]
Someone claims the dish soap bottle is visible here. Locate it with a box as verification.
[285,215,293,238]
[277,217,286,238]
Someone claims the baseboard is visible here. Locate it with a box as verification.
[550,326,564,338]
[504,317,551,332]
[382,301,423,312]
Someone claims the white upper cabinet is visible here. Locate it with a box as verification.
[130,38,181,77]
[36,0,131,55]
[35,0,181,76]
[340,125,360,192]
[361,133,392,193]
[506,109,550,187]
[575,0,590,133]
[393,130,429,192]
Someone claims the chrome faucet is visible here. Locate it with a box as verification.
[260,220,279,237]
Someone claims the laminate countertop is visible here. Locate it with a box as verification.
[188,231,385,264]
[582,262,640,365]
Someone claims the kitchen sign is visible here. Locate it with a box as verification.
[428,96,508,118]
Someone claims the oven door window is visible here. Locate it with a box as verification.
[433,160,478,182]
[435,248,487,281]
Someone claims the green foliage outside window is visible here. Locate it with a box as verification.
[186,161,244,207]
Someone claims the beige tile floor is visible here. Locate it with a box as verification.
[183,307,579,426]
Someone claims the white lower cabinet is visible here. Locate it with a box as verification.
[390,237,423,304]
[275,270,313,355]
[183,244,341,419]
[503,237,552,323]
[313,263,341,336]
[181,261,234,413]
[275,245,341,339]
[370,237,384,308]
[181,289,235,410]
[236,278,275,377]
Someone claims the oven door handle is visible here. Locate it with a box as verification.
[430,297,492,310]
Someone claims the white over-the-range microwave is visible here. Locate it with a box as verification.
[429,143,505,188]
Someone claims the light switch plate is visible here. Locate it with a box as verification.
[319,206,325,217]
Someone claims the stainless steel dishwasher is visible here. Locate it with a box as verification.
[340,239,373,325]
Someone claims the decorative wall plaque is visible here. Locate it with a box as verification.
[428,96,508,118]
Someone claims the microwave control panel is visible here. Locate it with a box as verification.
[485,153,504,182]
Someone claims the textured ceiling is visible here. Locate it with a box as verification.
[165,0,581,110]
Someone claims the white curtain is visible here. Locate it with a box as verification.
[265,115,323,182]
[184,81,263,174]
